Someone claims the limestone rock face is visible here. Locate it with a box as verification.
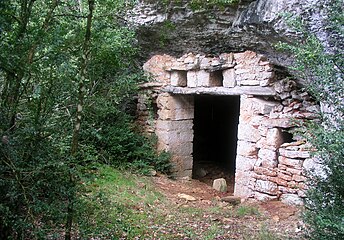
[126,0,336,66]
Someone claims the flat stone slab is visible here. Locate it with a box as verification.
[177,193,196,201]
[163,86,276,96]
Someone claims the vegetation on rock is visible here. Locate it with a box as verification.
[277,1,344,239]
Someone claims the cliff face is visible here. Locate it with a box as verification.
[126,0,334,67]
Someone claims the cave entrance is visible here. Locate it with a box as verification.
[192,95,240,193]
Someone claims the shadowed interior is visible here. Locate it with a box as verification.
[192,95,240,193]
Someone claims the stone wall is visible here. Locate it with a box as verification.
[137,51,319,205]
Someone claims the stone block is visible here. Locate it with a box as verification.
[158,108,194,120]
[278,156,303,169]
[254,192,279,201]
[170,71,187,87]
[254,166,277,177]
[259,71,274,80]
[234,171,255,198]
[259,79,271,87]
[236,155,257,171]
[241,97,278,115]
[255,179,278,195]
[240,80,260,86]
[213,178,227,192]
[196,70,211,87]
[223,68,236,87]
[262,118,293,128]
[156,120,193,132]
[298,190,306,198]
[285,167,302,176]
[292,174,307,182]
[158,93,194,111]
[279,148,310,159]
[258,149,277,168]
[269,176,288,187]
[173,155,193,170]
[277,172,292,181]
[187,71,198,87]
[236,140,258,157]
[278,186,298,194]
[199,57,211,69]
[303,158,325,177]
[266,128,284,148]
[237,123,261,142]
[235,68,250,74]
[169,142,193,156]
[280,194,303,205]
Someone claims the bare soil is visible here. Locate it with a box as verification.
[151,174,304,239]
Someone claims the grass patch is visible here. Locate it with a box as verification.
[77,165,299,239]
[235,205,261,218]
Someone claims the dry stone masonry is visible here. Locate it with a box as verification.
[137,51,319,205]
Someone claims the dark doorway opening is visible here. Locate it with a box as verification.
[192,95,240,193]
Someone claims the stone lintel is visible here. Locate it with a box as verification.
[163,86,276,96]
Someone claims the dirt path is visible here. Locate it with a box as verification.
[151,174,304,239]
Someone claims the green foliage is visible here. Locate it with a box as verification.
[277,1,344,239]
[235,205,260,218]
[0,0,170,238]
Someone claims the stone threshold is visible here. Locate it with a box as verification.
[163,86,276,96]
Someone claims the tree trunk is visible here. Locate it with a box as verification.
[65,1,94,239]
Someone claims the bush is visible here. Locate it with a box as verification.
[277,1,344,238]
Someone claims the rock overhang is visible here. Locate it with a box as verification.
[126,0,334,77]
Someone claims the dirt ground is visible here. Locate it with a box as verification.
[151,174,304,239]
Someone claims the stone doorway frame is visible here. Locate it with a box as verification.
[138,51,318,204]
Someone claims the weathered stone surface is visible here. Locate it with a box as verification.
[171,71,187,87]
[255,179,278,195]
[262,118,293,128]
[280,194,304,206]
[213,178,227,192]
[236,155,256,171]
[292,174,307,182]
[241,96,279,115]
[177,193,196,201]
[223,68,236,87]
[234,171,255,198]
[163,86,276,96]
[140,50,319,205]
[266,128,284,148]
[237,123,261,142]
[173,155,193,171]
[142,54,174,84]
[255,192,279,201]
[303,158,325,177]
[277,172,292,181]
[279,148,310,159]
[156,120,193,131]
[187,71,198,87]
[254,166,277,177]
[258,149,277,168]
[278,156,303,169]
[237,140,258,157]
[278,186,298,194]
